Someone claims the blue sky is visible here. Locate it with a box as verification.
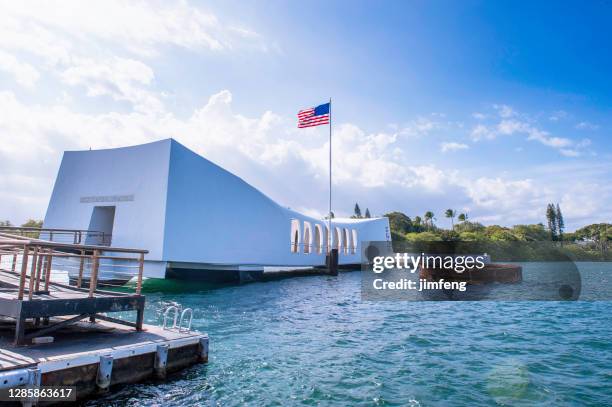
[0,1,610,230]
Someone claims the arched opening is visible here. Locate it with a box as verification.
[351,229,358,254]
[324,225,330,253]
[334,227,341,252]
[314,224,322,254]
[290,219,301,253]
[303,221,312,254]
[342,228,349,254]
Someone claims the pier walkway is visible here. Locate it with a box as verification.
[0,232,147,345]
[0,228,209,403]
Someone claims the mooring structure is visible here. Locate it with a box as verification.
[0,228,209,404]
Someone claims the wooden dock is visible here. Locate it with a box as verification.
[0,229,208,404]
[0,319,208,404]
[0,233,148,345]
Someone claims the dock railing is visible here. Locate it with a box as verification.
[0,226,112,246]
[0,233,147,296]
[0,233,149,344]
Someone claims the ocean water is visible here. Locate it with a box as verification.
[88,264,612,406]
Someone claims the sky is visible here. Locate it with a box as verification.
[0,0,610,231]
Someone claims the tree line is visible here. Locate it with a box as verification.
[385,204,610,248]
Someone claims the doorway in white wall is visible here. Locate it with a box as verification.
[86,206,116,246]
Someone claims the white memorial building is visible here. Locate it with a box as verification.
[43,139,391,281]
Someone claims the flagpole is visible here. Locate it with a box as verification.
[328,97,332,255]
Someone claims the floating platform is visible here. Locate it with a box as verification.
[420,263,523,284]
[0,319,208,404]
[0,232,208,405]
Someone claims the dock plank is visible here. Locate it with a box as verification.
[0,319,203,371]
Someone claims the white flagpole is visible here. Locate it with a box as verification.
[328,97,332,255]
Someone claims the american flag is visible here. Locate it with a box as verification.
[297,102,330,128]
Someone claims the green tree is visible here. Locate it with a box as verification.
[511,224,548,241]
[406,231,441,242]
[444,209,457,229]
[0,220,12,227]
[546,203,558,241]
[458,213,467,222]
[385,212,412,235]
[21,219,43,228]
[365,208,371,218]
[353,203,362,218]
[556,204,564,243]
[454,221,485,233]
[424,211,435,230]
[20,219,43,238]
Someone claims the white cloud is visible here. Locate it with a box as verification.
[0,50,39,88]
[464,177,538,208]
[497,119,527,135]
[0,1,606,229]
[575,121,599,130]
[399,117,440,137]
[440,142,469,153]
[472,112,486,120]
[60,57,162,113]
[559,149,580,157]
[525,128,572,148]
[0,0,268,112]
[548,110,568,121]
[493,104,515,118]
[470,124,494,141]
[0,89,609,228]
[471,106,589,157]
[0,1,267,57]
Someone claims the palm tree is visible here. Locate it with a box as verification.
[424,211,434,230]
[458,213,467,223]
[445,209,457,229]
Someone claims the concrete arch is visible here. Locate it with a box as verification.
[342,228,349,254]
[334,227,342,252]
[314,224,323,254]
[351,229,358,254]
[290,219,301,253]
[303,221,312,254]
[324,225,330,253]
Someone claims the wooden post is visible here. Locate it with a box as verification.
[136,253,144,295]
[12,253,17,272]
[14,315,26,345]
[77,250,85,288]
[44,251,52,291]
[17,245,30,300]
[34,251,44,291]
[89,249,100,298]
[136,306,144,331]
[27,247,39,300]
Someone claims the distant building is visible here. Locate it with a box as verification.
[43,139,390,281]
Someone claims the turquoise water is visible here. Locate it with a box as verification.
[89,267,611,406]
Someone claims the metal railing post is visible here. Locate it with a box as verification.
[11,253,17,272]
